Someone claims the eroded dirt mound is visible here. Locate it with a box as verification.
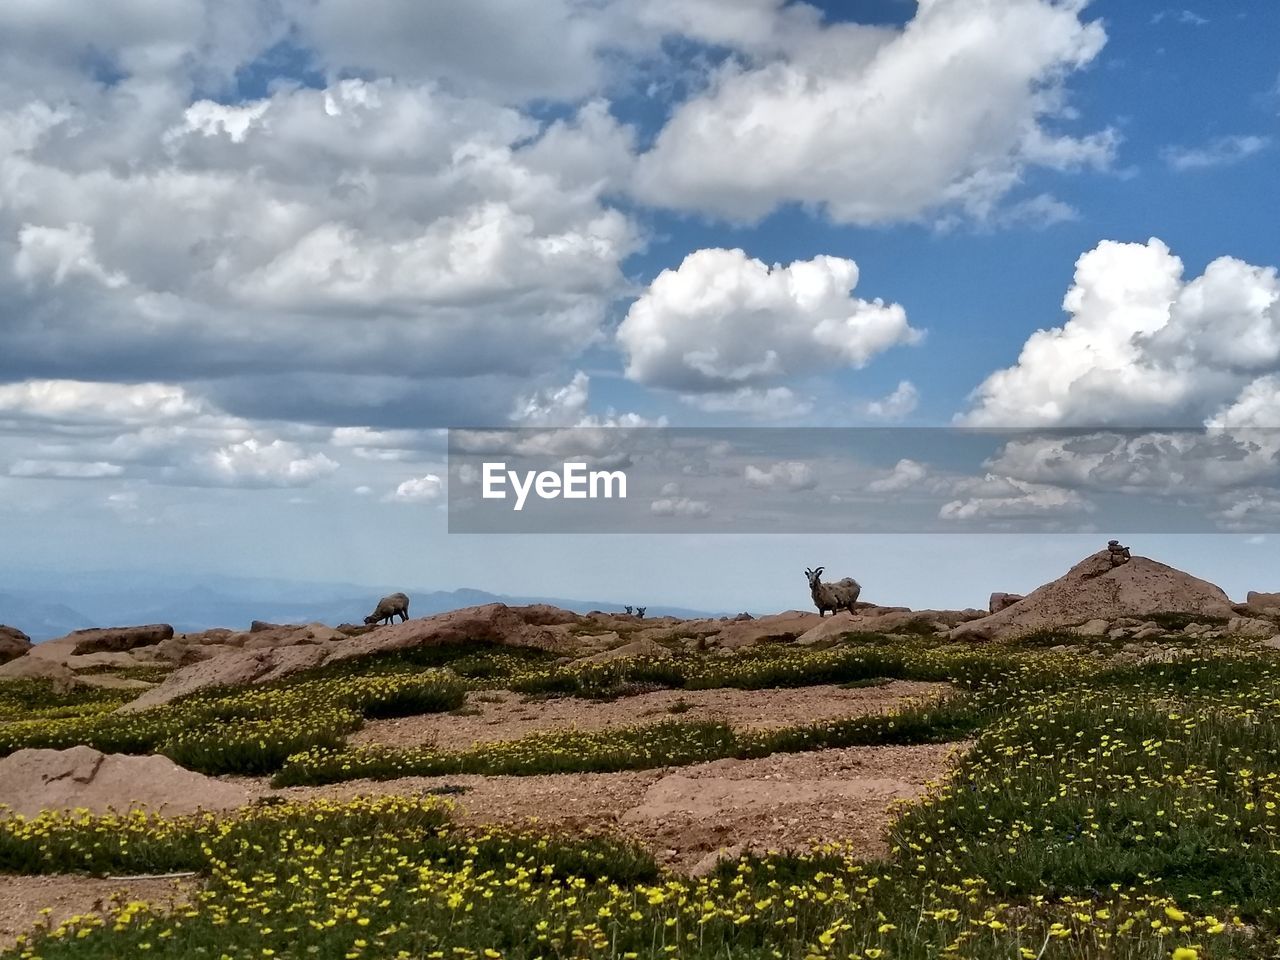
[0,746,249,817]
[952,551,1235,641]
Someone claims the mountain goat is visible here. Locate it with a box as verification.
[365,592,410,625]
[804,567,861,617]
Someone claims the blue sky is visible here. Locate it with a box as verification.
[0,0,1278,619]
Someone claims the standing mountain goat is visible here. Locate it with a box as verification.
[364,592,410,625]
[804,567,861,617]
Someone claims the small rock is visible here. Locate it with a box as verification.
[1131,626,1164,640]
[689,843,748,877]
[1257,635,1280,650]
[1107,628,1128,640]
[1073,618,1111,637]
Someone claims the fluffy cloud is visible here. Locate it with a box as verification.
[510,371,665,430]
[960,238,1280,427]
[634,0,1112,225]
[863,381,919,420]
[197,438,339,488]
[0,380,203,425]
[619,249,921,394]
[0,69,639,426]
[983,430,1280,495]
[0,377,349,489]
[650,496,711,518]
[744,461,817,491]
[939,474,1090,521]
[867,458,928,493]
[385,474,444,503]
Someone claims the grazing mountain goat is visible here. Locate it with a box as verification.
[804,567,861,617]
[364,592,410,625]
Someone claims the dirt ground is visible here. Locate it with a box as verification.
[0,874,195,952]
[264,741,968,871]
[352,680,949,751]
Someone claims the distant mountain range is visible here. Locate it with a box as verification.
[0,573,724,642]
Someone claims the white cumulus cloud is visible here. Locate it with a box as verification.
[634,0,1113,225]
[619,248,921,394]
[960,238,1280,427]
[744,461,817,491]
[650,496,711,517]
[198,438,339,488]
[385,474,445,503]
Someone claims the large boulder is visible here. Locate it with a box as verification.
[0,746,249,817]
[0,625,32,664]
[1245,591,1280,616]
[989,593,1024,614]
[951,551,1235,642]
[68,624,174,656]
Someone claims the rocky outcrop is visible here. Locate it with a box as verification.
[69,624,174,656]
[121,603,576,710]
[795,607,985,646]
[0,625,31,664]
[952,551,1235,642]
[1245,591,1280,616]
[989,593,1024,614]
[0,746,249,817]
